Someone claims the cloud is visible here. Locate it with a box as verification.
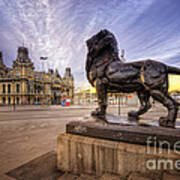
[0,0,180,87]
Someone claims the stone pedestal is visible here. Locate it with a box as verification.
[57,120,180,179]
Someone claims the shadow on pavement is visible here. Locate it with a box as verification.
[7,151,63,180]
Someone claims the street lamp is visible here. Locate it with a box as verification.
[13,78,16,111]
[40,57,48,70]
[118,93,121,116]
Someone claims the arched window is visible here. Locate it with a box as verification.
[28,97,30,104]
[28,84,31,93]
[67,89,70,96]
[3,84,6,93]
[8,84,11,93]
[16,84,20,93]
[16,97,19,105]
[8,97,11,105]
[3,97,6,104]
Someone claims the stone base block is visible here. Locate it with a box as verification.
[57,133,180,179]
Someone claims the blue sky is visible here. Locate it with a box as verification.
[0,0,180,86]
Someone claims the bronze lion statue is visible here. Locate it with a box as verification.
[85,29,180,128]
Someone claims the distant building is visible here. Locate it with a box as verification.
[63,68,74,103]
[0,47,74,105]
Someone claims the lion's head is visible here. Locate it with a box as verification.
[86,29,119,57]
[85,29,119,86]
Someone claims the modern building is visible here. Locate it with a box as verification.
[0,47,74,105]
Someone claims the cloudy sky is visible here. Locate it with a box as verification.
[0,0,180,87]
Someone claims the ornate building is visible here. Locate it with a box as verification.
[0,47,74,105]
[63,67,74,103]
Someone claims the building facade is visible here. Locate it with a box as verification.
[0,47,74,105]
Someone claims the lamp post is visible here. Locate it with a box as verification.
[118,94,121,116]
[51,70,53,105]
[13,79,16,111]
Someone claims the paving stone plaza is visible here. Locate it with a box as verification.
[0,104,180,179]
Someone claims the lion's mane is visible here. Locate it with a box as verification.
[85,29,119,85]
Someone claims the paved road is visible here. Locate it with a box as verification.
[0,105,95,176]
[0,104,179,178]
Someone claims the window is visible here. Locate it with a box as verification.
[67,89,70,96]
[28,84,31,93]
[16,97,19,105]
[16,72,20,77]
[8,84,11,93]
[3,84,6,93]
[8,97,11,105]
[3,97,6,104]
[16,84,20,93]
[28,97,30,104]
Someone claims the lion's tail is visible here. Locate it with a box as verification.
[167,66,180,75]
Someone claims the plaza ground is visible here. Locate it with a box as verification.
[0,104,179,179]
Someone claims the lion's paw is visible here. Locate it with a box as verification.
[91,109,105,119]
[128,111,139,121]
[159,117,175,128]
